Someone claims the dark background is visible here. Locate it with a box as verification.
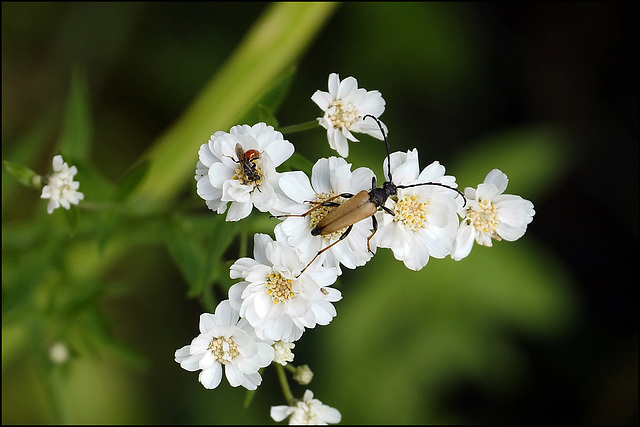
[2,2,637,424]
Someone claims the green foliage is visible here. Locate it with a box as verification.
[247,65,298,128]
[279,152,314,176]
[2,161,39,189]
[58,67,93,162]
[113,161,150,203]
[164,213,241,305]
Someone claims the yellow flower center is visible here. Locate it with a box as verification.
[329,100,358,129]
[208,336,239,364]
[233,160,263,187]
[392,195,429,231]
[266,271,295,304]
[466,199,501,240]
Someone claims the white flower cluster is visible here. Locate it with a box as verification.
[179,72,536,424]
[271,390,341,425]
[40,155,84,214]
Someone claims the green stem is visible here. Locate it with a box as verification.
[279,120,321,135]
[46,366,74,424]
[284,363,297,374]
[275,363,295,404]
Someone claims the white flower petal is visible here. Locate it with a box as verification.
[199,364,223,389]
[496,221,528,242]
[484,169,509,194]
[452,222,475,261]
[311,90,333,111]
[476,182,501,200]
[214,300,238,328]
[327,73,340,97]
[223,363,244,388]
[311,157,332,194]
[279,171,315,205]
[270,405,293,422]
[225,200,252,221]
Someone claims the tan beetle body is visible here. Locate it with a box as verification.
[312,190,378,236]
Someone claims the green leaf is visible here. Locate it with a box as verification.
[202,217,241,290]
[95,334,149,373]
[63,205,80,234]
[257,105,279,128]
[2,161,39,190]
[113,161,150,202]
[68,157,115,202]
[279,151,314,175]
[164,213,241,300]
[164,216,208,292]
[242,65,297,126]
[58,67,93,162]
[1,108,60,214]
[95,209,117,253]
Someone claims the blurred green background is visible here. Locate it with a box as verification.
[2,2,637,424]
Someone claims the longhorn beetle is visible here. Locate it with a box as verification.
[275,114,466,276]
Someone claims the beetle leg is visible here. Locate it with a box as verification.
[366,215,378,255]
[270,201,328,219]
[296,224,354,277]
[271,192,354,219]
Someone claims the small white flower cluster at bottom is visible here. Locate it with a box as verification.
[271,390,342,425]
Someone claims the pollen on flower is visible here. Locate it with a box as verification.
[232,162,263,187]
[466,199,501,241]
[308,191,349,241]
[266,272,295,304]
[208,336,239,364]
[393,195,429,231]
[329,100,358,130]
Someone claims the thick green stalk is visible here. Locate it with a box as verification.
[129,2,340,213]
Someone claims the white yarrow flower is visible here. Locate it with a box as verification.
[271,389,341,425]
[174,300,274,391]
[229,233,341,343]
[451,169,535,261]
[40,155,84,214]
[195,123,294,221]
[373,149,461,271]
[275,156,377,274]
[312,73,387,157]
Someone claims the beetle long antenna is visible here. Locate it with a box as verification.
[363,114,392,182]
[397,182,467,207]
